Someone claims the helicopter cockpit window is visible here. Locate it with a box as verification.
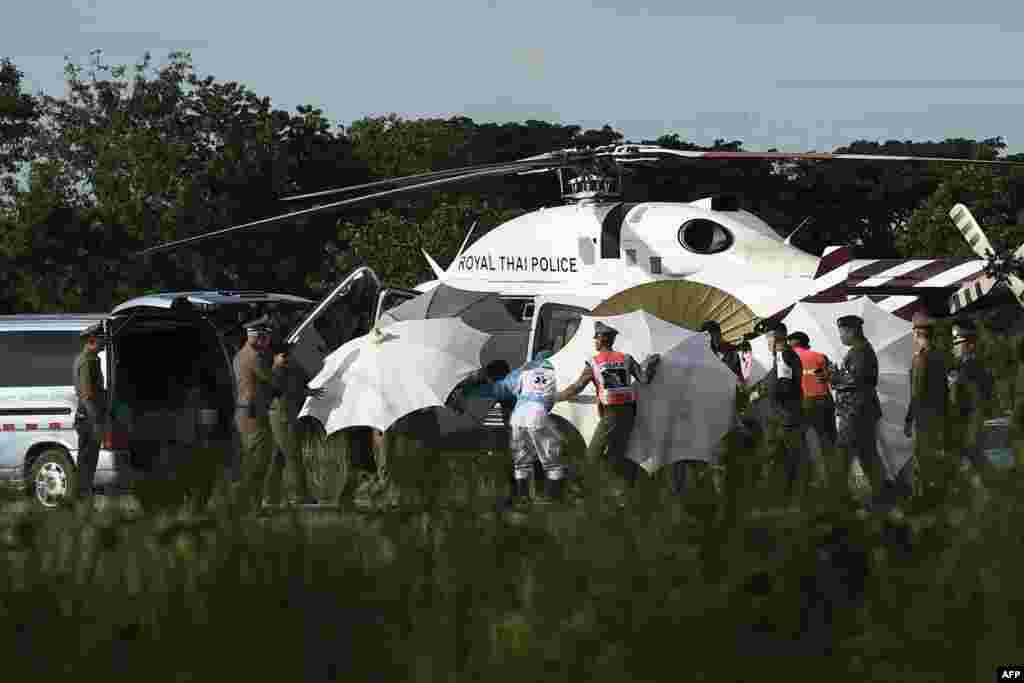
[533,303,588,356]
[677,219,734,255]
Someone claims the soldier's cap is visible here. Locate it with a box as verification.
[699,320,721,334]
[911,311,935,329]
[762,319,787,335]
[837,315,864,329]
[593,321,618,338]
[787,331,810,347]
[243,315,273,336]
[79,322,103,339]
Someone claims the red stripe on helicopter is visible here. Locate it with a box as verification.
[846,258,977,289]
[813,246,854,278]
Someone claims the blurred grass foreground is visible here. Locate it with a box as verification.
[2,426,1023,682]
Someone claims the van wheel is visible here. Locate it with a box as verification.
[29,448,77,509]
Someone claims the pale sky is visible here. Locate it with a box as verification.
[6,0,1024,153]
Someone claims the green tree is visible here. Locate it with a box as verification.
[0,57,42,206]
[331,198,524,290]
[897,163,1024,258]
[2,50,364,312]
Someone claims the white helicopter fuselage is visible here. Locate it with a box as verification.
[420,198,825,319]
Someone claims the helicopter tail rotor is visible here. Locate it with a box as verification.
[947,203,1024,313]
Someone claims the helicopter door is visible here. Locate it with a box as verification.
[286,266,382,379]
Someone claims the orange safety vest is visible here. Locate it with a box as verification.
[792,346,829,398]
[590,351,637,405]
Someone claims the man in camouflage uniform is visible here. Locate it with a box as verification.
[73,322,107,503]
[748,320,806,502]
[233,316,283,512]
[268,340,322,506]
[947,319,995,488]
[902,311,948,500]
[823,315,885,505]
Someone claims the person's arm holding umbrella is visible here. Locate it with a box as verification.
[554,365,595,403]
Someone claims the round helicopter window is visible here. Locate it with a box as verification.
[677,219,734,254]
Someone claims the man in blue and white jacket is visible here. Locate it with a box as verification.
[456,350,564,503]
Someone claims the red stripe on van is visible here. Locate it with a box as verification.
[2,424,13,431]
[49,422,62,430]
[25,423,37,430]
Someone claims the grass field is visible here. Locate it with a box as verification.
[2,421,1023,682]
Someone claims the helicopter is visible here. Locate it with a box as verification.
[135,144,1024,448]
[138,143,1024,329]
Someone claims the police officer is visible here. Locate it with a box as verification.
[749,321,806,502]
[555,322,659,504]
[234,316,282,512]
[948,319,995,488]
[903,311,948,499]
[73,322,107,503]
[701,320,743,381]
[824,315,885,505]
[268,340,322,506]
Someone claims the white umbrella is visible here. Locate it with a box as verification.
[298,318,491,434]
[547,311,739,472]
[629,333,740,472]
[749,298,914,477]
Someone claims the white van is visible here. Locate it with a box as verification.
[0,314,114,506]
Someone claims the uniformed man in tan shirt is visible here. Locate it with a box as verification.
[234,316,284,511]
[73,322,107,503]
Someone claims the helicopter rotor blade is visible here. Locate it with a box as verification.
[135,161,544,257]
[600,145,1024,165]
[279,159,550,203]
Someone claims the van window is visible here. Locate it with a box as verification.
[0,331,85,388]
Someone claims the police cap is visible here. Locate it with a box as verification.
[244,315,273,336]
[787,331,810,348]
[79,322,103,339]
[762,319,787,336]
[837,315,864,329]
[699,320,721,334]
[593,321,618,338]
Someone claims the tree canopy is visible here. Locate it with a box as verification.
[1,50,1022,313]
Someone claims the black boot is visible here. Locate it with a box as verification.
[514,477,531,502]
[544,477,564,503]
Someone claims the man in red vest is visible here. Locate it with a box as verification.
[787,331,836,448]
[555,321,659,504]
[788,331,835,488]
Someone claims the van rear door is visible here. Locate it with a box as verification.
[286,266,382,379]
[374,287,421,323]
